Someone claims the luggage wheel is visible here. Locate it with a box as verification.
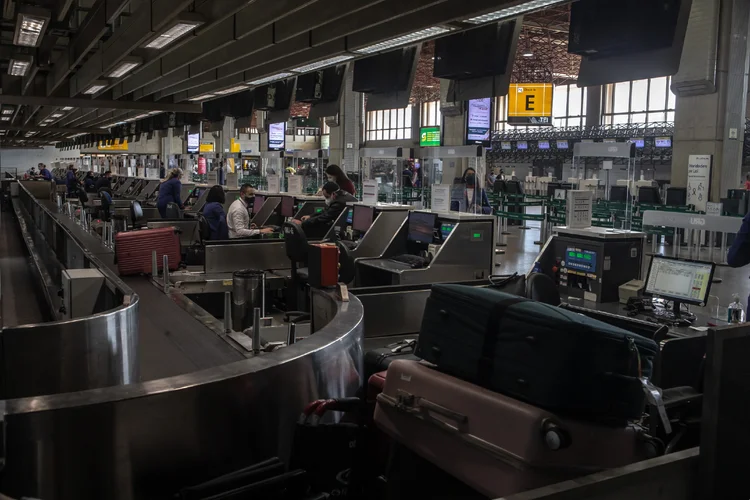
[541,419,570,451]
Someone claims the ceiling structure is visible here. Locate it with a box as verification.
[0,0,575,147]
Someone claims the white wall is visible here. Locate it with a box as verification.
[0,146,81,174]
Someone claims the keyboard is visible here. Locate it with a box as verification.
[389,254,427,269]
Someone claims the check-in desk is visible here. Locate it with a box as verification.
[327,203,413,261]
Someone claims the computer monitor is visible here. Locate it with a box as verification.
[645,256,715,311]
[280,196,295,218]
[610,185,628,202]
[352,205,375,233]
[639,186,661,204]
[253,194,265,214]
[345,208,353,224]
[440,223,455,240]
[407,212,437,244]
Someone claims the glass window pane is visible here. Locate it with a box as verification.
[376,111,383,129]
[396,109,404,129]
[581,87,588,117]
[649,77,668,111]
[568,87,582,118]
[567,117,581,127]
[631,112,647,124]
[554,118,565,127]
[613,82,630,113]
[553,85,568,119]
[647,112,665,123]
[603,115,613,126]
[404,127,412,140]
[397,128,404,139]
[613,114,629,125]
[389,129,396,140]
[667,111,675,122]
[631,80,648,112]
[668,87,676,109]
[376,130,383,141]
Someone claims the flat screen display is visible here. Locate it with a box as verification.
[187,133,199,154]
[268,122,286,151]
[501,141,511,150]
[420,126,441,147]
[517,141,528,150]
[538,140,550,149]
[280,196,295,217]
[631,138,645,148]
[557,140,569,149]
[655,137,672,148]
[345,208,353,224]
[352,205,375,233]
[407,212,437,244]
[252,194,265,214]
[645,256,715,306]
[466,98,492,145]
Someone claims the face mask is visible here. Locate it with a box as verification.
[325,196,333,206]
[327,176,335,182]
[465,174,476,186]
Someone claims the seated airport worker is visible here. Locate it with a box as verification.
[292,181,356,233]
[202,185,230,240]
[228,183,274,238]
[65,165,80,195]
[94,170,112,192]
[451,167,492,215]
[38,164,53,181]
[157,168,184,218]
[83,171,96,192]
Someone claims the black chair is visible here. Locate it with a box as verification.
[283,222,310,311]
[493,179,507,194]
[525,272,561,306]
[196,213,211,243]
[165,202,181,219]
[337,241,356,284]
[99,190,113,221]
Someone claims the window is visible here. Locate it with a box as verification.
[365,105,413,141]
[421,101,441,128]
[602,76,676,125]
[494,84,587,131]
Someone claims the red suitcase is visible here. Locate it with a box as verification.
[374,360,661,499]
[115,227,181,276]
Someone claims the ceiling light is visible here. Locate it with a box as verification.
[188,93,216,101]
[1,117,10,122]
[25,131,37,137]
[62,107,73,111]
[523,52,534,57]
[464,0,567,24]
[50,113,63,118]
[353,26,451,54]
[291,55,354,73]
[83,80,108,95]
[107,56,142,78]
[214,85,250,96]
[2,109,14,115]
[131,113,151,120]
[13,7,50,47]
[246,73,294,86]
[8,55,33,77]
[143,15,203,50]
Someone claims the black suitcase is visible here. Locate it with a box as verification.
[364,339,419,380]
[416,285,659,423]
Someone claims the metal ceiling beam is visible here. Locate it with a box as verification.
[0,95,202,112]
[0,125,109,133]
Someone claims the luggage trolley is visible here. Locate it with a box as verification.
[360,147,415,205]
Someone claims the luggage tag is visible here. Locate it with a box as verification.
[640,377,672,435]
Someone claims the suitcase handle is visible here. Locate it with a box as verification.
[379,391,469,431]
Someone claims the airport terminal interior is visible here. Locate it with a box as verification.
[0,0,748,498]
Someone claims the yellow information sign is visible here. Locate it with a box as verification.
[230,138,241,153]
[199,142,215,153]
[508,83,553,126]
[97,139,128,151]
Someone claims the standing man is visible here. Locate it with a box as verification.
[227,184,273,238]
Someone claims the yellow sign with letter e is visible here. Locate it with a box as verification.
[508,83,553,126]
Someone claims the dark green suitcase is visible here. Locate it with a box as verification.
[416,285,659,423]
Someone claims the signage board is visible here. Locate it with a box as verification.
[199,142,214,153]
[431,184,451,212]
[420,126,441,147]
[267,174,280,193]
[362,180,378,205]
[230,138,241,153]
[197,156,207,175]
[287,175,302,194]
[687,154,712,212]
[98,139,128,151]
[508,83,553,126]
[268,122,286,151]
[466,98,492,145]
[566,190,593,229]
[187,133,200,154]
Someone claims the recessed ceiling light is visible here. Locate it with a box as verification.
[143,15,203,50]
[13,8,50,47]
[1,117,12,121]
[187,93,216,101]
[291,55,354,73]
[1,109,15,115]
[8,55,32,76]
[246,73,294,86]
[523,52,534,57]
[214,85,250,96]
[352,26,451,54]
[464,0,567,24]
[50,113,63,118]
[83,80,108,95]
[61,107,73,111]
[107,56,143,78]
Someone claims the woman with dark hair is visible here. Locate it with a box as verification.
[325,164,356,196]
[451,167,492,215]
[202,185,229,240]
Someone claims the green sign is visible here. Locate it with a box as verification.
[420,126,441,147]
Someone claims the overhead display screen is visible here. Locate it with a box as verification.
[501,141,511,150]
[268,122,286,151]
[508,83,553,126]
[420,126,441,147]
[517,141,528,150]
[538,140,550,149]
[655,137,672,148]
[187,133,199,154]
[631,138,645,148]
[466,98,492,145]
[557,140,569,149]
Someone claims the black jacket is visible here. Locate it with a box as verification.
[94,176,112,192]
[302,190,357,231]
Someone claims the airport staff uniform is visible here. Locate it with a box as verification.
[227,198,260,238]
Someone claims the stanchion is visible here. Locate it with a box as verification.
[151,250,158,277]
[708,231,715,263]
[223,292,232,333]
[162,255,170,293]
[673,227,680,258]
[495,198,507,250]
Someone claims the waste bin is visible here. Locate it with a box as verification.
[232,269,264,331]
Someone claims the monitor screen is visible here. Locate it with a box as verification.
[645,256,715,306]
[466,98,492,145]
[253,194,266,214]
[352,205,375,233]
[420,126,441,147]
[440,223,455,240]
[501,141,511,150]
[345,208,353,224]
[268,122,286,151]
[517,141,528,150]
[538,140,550,149]
[655,137,672,148]
[557,140,569,149]
[407,212,437,244]
[631,138,645,148]
[280,196,295,217]
[187,133,199,153]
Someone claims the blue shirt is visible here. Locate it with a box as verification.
[728,211,750,268]
[157,177,182,208]
[84,176,95,191]
[202,202,229,240]
[39,168,52,181]
[66,171,77,194]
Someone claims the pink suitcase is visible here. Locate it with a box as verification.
[115,227,181,276]
[374,360,660,498]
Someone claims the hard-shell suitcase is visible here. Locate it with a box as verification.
[416,285,659,422]
[364,338,419,380]
[115,227,180,276]
[374,360,661,499]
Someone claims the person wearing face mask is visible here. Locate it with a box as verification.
[324,164,356,196]
[292,181,356,235]
[227,184,274,238]
[452,167,492,215]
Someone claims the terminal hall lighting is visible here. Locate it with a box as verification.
[13,7,50,47]
[1,108,15,115]
[61,107,73,111]
[214,85,250,96]
[188,93,216,101]
[50,113,63,118]
[246,72,294,86]
[142,14,204,50]
[83,80,108,95]
[8,55,33,76]
[291,55,354,73]
[353,26,451,54]
[107,57,143,78]
[464,0,568,24]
